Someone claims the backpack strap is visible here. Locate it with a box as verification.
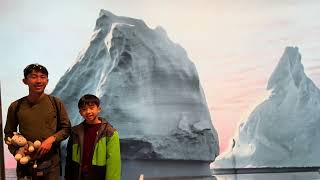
[9,97,26,154]
[13,97,26,124]
[48,95,61,131]
[47,95,63,176]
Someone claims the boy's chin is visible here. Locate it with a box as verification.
[85,119,98,124]
[31,89,45,93]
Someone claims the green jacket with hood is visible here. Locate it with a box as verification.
[65,118,121,180]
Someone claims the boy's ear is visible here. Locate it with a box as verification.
[22,79,27,85]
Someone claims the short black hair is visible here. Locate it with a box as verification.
[23,63,48,78]
[78,94,100,109]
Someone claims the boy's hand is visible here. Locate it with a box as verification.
[37,136,56,158]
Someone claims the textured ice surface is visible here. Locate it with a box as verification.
[214,47,320,167]
[52,10,219,161]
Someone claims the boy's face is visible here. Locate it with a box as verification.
[23,70,49,94]
[79,103,101,122]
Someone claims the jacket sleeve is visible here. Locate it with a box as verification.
[106,131,121,180]
[4,102,19,155]
[52,98,71,142]
[65,135,73,180]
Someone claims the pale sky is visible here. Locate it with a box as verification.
[1,0,320,168]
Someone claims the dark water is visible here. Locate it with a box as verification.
[214,172,320,180]
[5,169,320,180]
[141,172,320,180]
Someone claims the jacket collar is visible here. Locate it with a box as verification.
[72,117,108,134]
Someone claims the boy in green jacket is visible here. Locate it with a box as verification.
[65,94,121,180]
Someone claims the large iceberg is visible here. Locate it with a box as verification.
[52,10,219,178]
[214,47,320,168]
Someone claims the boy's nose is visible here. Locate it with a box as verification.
[35,77,43,82]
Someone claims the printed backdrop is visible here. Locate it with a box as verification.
[1,0,320,168]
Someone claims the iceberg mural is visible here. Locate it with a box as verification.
[214,47,320,168]
[52,10,219,179]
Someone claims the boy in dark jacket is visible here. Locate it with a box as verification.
[65,94,121,180]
